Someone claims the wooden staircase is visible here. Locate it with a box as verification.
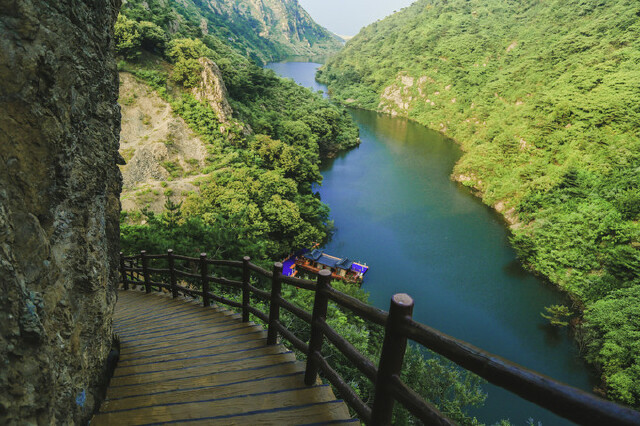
[92,290,357,425]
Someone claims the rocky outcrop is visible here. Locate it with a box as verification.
[192,58,233,123]
[0,1,122,424]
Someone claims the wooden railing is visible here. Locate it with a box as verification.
[120,250,640,426]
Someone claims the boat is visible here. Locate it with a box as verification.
[282,248,369,284]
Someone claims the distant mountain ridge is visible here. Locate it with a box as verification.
[121,0,342,63]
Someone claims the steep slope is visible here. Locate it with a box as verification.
[121,0,342,63]
[318,0,640,407]
[119,72,209,213]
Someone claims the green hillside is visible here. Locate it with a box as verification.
[120,0,342,64]
[318,0,640,407]
[115,3,359,262]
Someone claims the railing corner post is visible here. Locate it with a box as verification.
[267,262,283,345]
[167,249,178,298]
[371,293,414,425]
[200,253,209,307]
[140,250,151,293]
[242,256,251,322]
[304,269,331,386]
[119,252,128,290]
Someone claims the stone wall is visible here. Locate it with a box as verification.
[0,0,122,423]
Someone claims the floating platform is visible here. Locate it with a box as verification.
[282,249,368,284]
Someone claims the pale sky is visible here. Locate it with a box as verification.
[298,0,417,37]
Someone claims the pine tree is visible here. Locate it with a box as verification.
[162,198,183,230]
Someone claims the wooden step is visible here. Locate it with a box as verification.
[93,289,358,425]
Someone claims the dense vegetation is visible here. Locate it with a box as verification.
[318,0,640,407]
[119,0,341,64]
[116,5,358,261]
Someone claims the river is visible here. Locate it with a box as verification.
[266,60,597,425]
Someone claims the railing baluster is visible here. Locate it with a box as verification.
[127,259,133,285]
[200,253,209,307]
[267,262,283,345]
[242,256,251,322]
[371,293,414,425]
[141,250,151,294]
[167,249,178,298]
[120,252,128,290]
[304,269,332,386]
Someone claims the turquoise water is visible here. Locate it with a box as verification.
[266,61,597,425]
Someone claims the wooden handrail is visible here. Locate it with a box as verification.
[119,251,640,425]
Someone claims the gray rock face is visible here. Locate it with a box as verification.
[192,58,233,123]
[0,1,122,424]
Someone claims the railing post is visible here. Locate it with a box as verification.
[267,262,283,345]
[304,269,332,386]
[371,293,414,425]
[242,256,251,322]
[200,253,209,307]
[167,249,178,298]
[140,250,151,294]
[119,252,128,290]
[128,259,134,285]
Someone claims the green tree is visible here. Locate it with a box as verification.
[114,14,142,59]
[138,21,167,53]
[162,198,183,230]
[165,38,212,87]
[170,58,203,88]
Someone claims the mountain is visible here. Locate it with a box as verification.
[120,0,342,63]
[317,0,640,407]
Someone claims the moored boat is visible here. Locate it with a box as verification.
[282,248,368,284]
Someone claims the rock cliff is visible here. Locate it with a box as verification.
[0,0,122,423]
[206,0,342,56]
[192,58,233,124]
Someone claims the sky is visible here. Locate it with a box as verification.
[298,0,417,37]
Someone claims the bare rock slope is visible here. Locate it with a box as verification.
[119,72,210,213]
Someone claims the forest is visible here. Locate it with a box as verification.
[317,0,640,407]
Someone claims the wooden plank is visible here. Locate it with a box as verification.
[116,315,250,341]
[115,294,230,320]
[106,361,306,399]
[117,328,267,359]
[115,304,226,327]
[100,372,308,412]
[116,299,234,323]
[111,351,297,386]
[93,385,343,426]
[116,305,233,327]
[116,338,282,370]
[117,333,268,364]
[97,400,356,425]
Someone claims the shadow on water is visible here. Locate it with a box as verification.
[267,61,599,426]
